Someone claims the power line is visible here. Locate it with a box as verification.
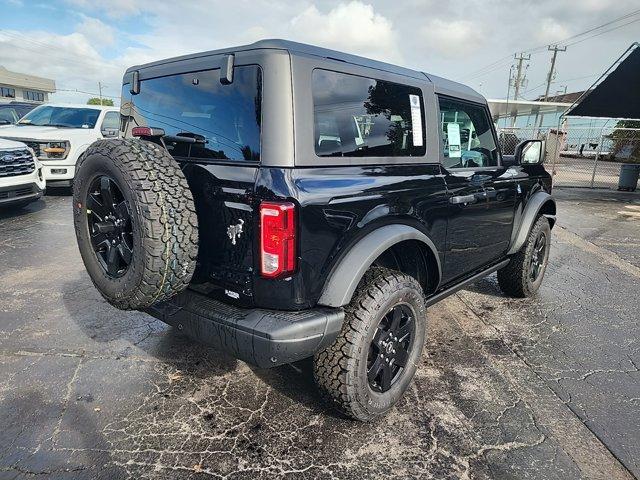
[0,29,121,72]
[55,88,119,99]
[564,17,640,47]
[461,7,640,83]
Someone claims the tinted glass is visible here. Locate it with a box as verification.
[438,97,499,168]
[313,69,426,158]
[18,106,101,128]
[101,111,120,130]
[0,108,18,124]
[122,66,262,162]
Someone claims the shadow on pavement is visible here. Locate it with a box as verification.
[61,278,239,379]
[0,198,46,220]
[250,358,342,419]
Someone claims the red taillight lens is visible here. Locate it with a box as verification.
[131,126,152,137]
[131,126,165,137]
[260,201,296,278]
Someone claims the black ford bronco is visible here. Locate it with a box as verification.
[73,40,555,421]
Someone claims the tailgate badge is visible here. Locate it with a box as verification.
[227,219,245,245]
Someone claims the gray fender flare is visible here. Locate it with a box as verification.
[317,224,441,308]
[507,192,556,255]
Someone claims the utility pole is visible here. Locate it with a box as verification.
[510,53,530,126]
[512,52,530,100]
[536,44,567,131]
[504,64,514,129]
[98,82,103,105]
[542,45,567,101]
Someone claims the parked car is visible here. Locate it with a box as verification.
[71,40,555,421]
[0,137,46,207]
[0,102,37,126]
[0,103,120,187]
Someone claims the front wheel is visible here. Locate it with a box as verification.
[313,267,427,421]
[498,216,551,297]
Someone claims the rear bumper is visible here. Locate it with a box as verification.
[0,182,44,206]
[145,289,344,368]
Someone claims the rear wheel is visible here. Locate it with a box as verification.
[497,216,551,297]
[313,267,427,421]
[73,139,198,310]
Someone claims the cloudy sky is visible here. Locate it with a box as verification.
[1,0,638,105]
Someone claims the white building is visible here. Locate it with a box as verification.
[0,66,56,104]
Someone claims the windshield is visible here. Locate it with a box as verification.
[121,65,262,162]
[18,106,101,128]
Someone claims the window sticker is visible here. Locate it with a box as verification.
[409,94,423,147]
[447,123,461,158]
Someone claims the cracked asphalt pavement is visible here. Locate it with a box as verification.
[0,188,638,479]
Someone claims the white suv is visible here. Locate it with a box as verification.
[0,103,119,187]
[0,138,46,207]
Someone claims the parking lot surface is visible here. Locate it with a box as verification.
[0,189,638,479]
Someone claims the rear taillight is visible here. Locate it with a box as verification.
[260,201,296,278]
[131,126,165,137]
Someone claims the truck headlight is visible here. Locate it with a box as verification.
[41,141,70,159]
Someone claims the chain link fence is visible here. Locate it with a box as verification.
[497,125,640,189]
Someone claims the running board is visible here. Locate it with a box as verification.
[425,259,510,307]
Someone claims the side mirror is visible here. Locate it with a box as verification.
[515,139,545,165]
[101,128,119,138]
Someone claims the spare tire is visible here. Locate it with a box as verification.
[73,139,198,310]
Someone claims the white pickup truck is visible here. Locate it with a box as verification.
[0,137,46,207]
[0,103,119,187]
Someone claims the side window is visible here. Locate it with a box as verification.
[101,111,120,131]
[312,69,426,158]
[438,97,499,168]
[0,108,18,124]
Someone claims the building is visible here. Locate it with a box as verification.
[488,95,583,130]
[0,66,56,105]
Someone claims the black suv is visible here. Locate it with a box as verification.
[72,40,555,421]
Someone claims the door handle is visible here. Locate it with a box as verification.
[449,194,477,205]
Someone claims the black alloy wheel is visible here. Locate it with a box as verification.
[367,303,415,393]
[529,231,547,282]
[86,176,133,278]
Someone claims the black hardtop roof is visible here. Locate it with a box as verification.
[125,39,484,103]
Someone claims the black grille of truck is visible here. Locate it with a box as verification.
[0,149,35,178]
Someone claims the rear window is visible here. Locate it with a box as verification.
[122,65,262,162]
[312,69,426,158]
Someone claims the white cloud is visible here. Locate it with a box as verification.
[2,0,639,104]
[420,19,486,57]
[64,0,141,18]
[77,15,116,47]
[0,29,124,104]
[290,2,401,62]
[536,18,571,44]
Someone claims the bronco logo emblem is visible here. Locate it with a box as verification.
[227,219,245,245]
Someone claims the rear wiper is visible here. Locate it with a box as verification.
[132,127,206,144]
[165,132,207,144]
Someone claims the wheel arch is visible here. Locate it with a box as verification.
[507,191,556,255]
[317,224,442,308]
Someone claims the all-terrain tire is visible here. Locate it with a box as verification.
[314,267,427,421]
[73,139,198,310]
[497,216,551,298]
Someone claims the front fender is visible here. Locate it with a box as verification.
[317,224,441,308]
[507,191,556,255]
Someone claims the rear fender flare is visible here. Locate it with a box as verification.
[317,224,441,308]
[507,192,556,255]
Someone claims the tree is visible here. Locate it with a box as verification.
[87,98,114,106]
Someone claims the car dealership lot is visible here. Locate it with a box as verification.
[0,190,638,479]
